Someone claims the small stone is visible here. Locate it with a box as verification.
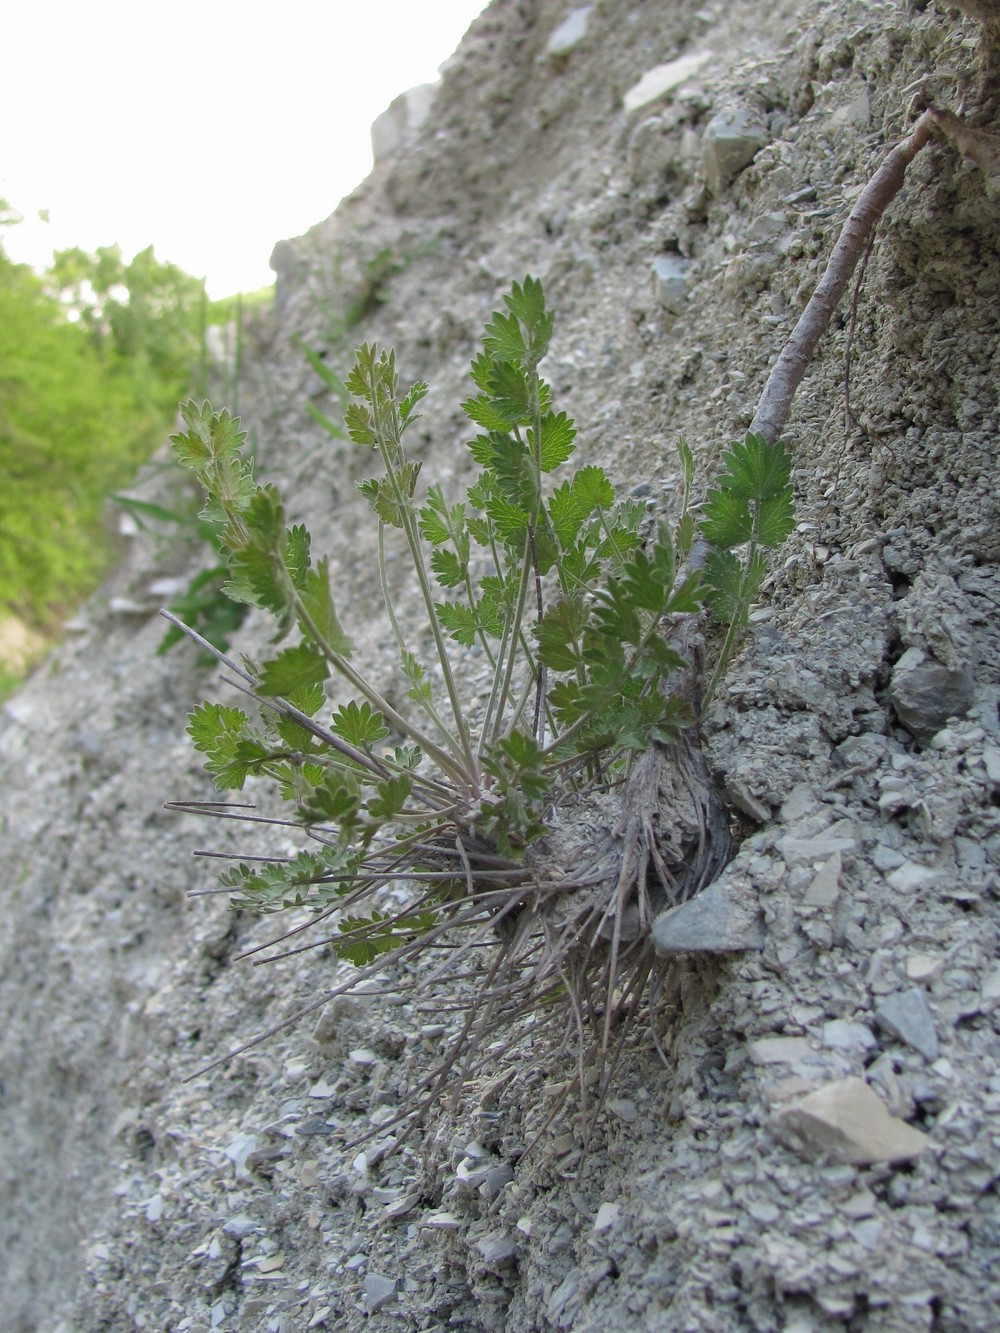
[348,1048,377,1066]
[821,1019,876,1053]
[888,647,974,743]
[364,1273,397,1313]
[745,1200,780,1224]
[780,828,857,864]
[981,964,1000,1007]
[652,879,765,954]
[482,1163,515,1198]
[222,1215,257,1240]
[623,51,713,114]
[703,107,770,193]
[886,862,941,894]
[906,953,945,985]
[546,6,591,58]
[983,746,1000,786]
[840,1189,876,1220]
[877,989,939,1061]
[593,1202,621,1232]
[476,1231,518,1267]
[144,1194,164,1223]
[370,84,436,163]
[803,852,842,908]
[749,1036,815,1065]
[308,1079,337,1099]
[383,1192,420,1220]
[651,254,693,315]
[774,1076,930,1165]
[421,1211,461,1232]
[606,1098,638,1123]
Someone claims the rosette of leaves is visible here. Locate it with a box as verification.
[165,278,794,1124]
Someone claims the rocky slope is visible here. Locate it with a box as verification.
[2,1,998,1329]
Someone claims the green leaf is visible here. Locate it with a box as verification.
[298,557,353,656]
[538,411,576,471]
[488,360,533,423]
[571,465,615,513]
[301,770,361,827]
[257,643,328,697]
[535,597,587,672]
[482,309,527,362]
[367,774,413,821]
[720,433,792,501]
[435,600,480,648]
[332,699,389,749]
[430,548,466,588]
[700,488,752,548]
[703,548,746,622]
[756,490,796,548]
[344,402,376,446]
[187,701,260,789]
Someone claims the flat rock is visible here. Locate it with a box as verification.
[876,988,940,1061]
[476,1231,518,1267]
[652,879,765,955]
[651,254,693,315]
[774,1076,931,1165]
[623,51,713,114]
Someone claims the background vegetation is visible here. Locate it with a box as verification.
[0,201,269,693]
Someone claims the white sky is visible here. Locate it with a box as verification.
[1,0,489,297]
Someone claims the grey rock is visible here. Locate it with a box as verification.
[703,108,770,193]
[547,6,592,58]
[888,646,975,743]
[876,989,940,1062]
[476,1231,518,1267]
[651,254,693,315]
[822,1019,876,1053]
[363,1272,397,1313]
[652,879,765,955]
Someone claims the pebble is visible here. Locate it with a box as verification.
[803,852,841,908]
[363,1272,397,1313]
[780,827,857,865]
[593,1202,621,1232]
[821,1020,876,1054]
[886,862,941,894]
[652,879,765,954]
[774,1076,931,1165]
[906,953,945,984]
[749,1036,815,1065]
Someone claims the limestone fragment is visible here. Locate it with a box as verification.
[774,1077,931,1165]
[651,254,693,315]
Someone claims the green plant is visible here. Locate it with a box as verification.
[166,277,793,1117]
[111,493,249,660]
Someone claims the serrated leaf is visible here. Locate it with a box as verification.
[400,380,428,427]
[538,410,576,471]
[535,597,587,672]
[675,510,696,559]
[332,700,389,749]
[756,489,796,547]
[435,600,480,648]
[571,465,615,513]
[367,774,413,821]
[298,557,353,656]
[720,434,792,501]
[463,395,515,433]
[430,548,466,588]
[285,524,311,589]
[344,401,377,446]
[702,548,745,622]
[482,308,527,362]
[488,360,533,423]
[257,643,328,697]
[700,488,753,548]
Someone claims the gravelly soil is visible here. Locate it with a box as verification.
[2,2,998,1329]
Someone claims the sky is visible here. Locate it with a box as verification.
[1,0,489,298]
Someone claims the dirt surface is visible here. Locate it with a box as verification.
[2,2,999,1329]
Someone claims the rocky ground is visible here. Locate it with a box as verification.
[2,1,999,1329]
